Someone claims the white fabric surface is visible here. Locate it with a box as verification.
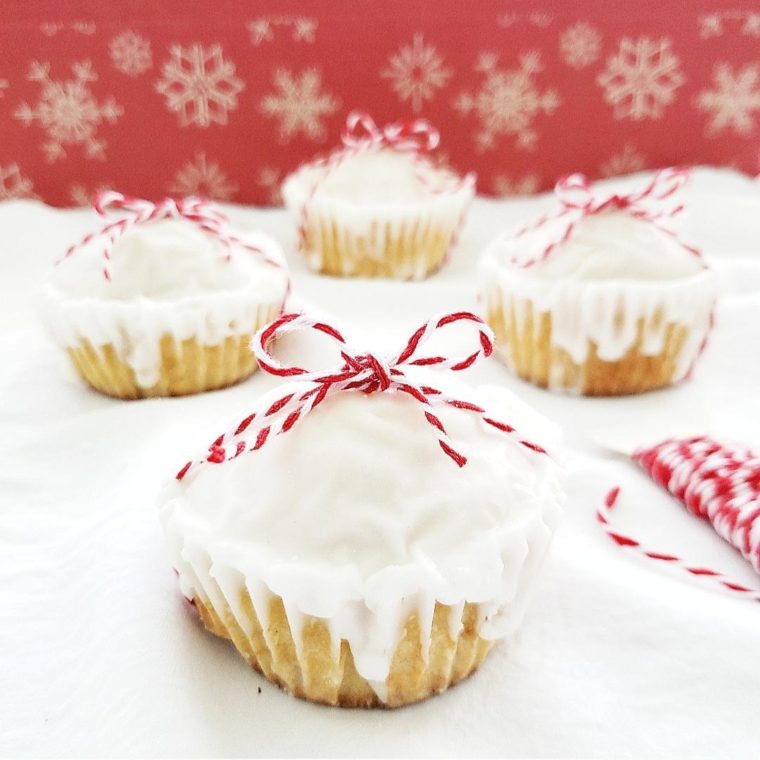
[1,168,759,759]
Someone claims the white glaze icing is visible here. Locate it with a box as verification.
[159,371,564,700]
[281,147,475,263]
[300,148,464,203]
[500,212,705,280]
[41,219,289,387]
[479,210,718,388]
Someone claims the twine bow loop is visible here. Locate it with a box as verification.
[62,190,285,282]
[508,167,701,267]
[176,311,546,481]
[341,110,440,153]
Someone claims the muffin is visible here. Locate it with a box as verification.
[282,111,475,279]
[41,193,289,399]
[479,170,718,396]
[159,312,563,708]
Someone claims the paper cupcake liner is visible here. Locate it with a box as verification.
[187,579,492,709]
[66,332,261,399]
[484,293,708,396]
[284,177,474,280]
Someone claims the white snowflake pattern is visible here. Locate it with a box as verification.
[528,13,552,28]
[14,60,122,162]
[293,17,317,42]
[492,173,540,197]
[258,167,283,205]
[169,152,238,200]
[110,30,152,77]
[699,14,724,38]
[559,22,601,69]
[248,16,316,45]
[695,63,760,137]
[597,37,685,120]
[381,33,452,113]
[599,144,647,178]
[156,44,244,127]
[260,68,339,142]
[454,51,560,151]
[497,12,518,28]
[69,182,111,207]
[0,164,36,200]
[71,21,95,35]
[742,13,760,37]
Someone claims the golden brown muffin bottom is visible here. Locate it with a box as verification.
[66,333,259,399]
[301,218,456,279]
[486,297,691,396]
[192,589,494,709]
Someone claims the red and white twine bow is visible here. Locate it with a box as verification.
[509,167,703,268]
[598,436,760,603]
[176,311,547,481]
[62,191,286,281]
[341,110,440,153]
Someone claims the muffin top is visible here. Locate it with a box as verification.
[282,111,475,207]
[163,372,561,606]
[484,169,706,282]
[160,312,563,675]
[489,211,705,281]
[50,195,287,303]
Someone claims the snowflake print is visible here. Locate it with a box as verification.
[156,44,244,127]
[600,144,647,177]
[597,37,685,120]
[699,14,724,38]
[249,19,274,45]
[0,78,7,97]
[110,30,152,76]
[71,21,95,35]
[14,60,122,162]
[528,13,552,28]
[381,34,452,113]
[695,63,760,137]
[292,17,317,42]
[492,173,540,196]
[260,68,339,142]
[559,22,601,69]
[249,16,317,45]
[454,51,560,151]
[497,12,518,28]
[742,13,760,37]
[0,164,36,200]
[169,152,238,200]
[258,167,283,205]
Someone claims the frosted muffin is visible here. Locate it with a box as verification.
[42,193,289,399]
[479,170,718,396]
[282,111,475,279]
[159,312,563,708]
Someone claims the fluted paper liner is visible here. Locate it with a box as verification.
[283,174,474,280]
[485,293,703,396]
[190,584,492,709]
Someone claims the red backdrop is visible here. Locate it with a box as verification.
[1,1,759,207]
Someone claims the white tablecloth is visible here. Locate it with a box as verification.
[2,169,760,759]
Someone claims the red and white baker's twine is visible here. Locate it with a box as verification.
[507,167,703,268]
[62,191,287,283]
[176,311,546,481]
[598,436,760,603]
[296,111,474,251]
